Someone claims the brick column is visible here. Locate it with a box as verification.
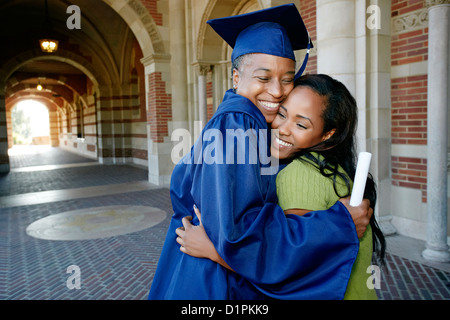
[141,53,173,185]
[6,106,12,149]
[0,93,9,173]
[83,94,98,158]
[97,85,132,164]
[96,86,115,164]
[49,109,59,147]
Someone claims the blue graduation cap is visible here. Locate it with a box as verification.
[207,3,312,78]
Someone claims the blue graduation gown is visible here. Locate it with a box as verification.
[148,90,359,300]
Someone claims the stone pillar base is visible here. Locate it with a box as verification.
[422,246,450,263]
[378,215,397,236]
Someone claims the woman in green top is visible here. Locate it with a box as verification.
[271,74,385,299]
[177,74,385,299]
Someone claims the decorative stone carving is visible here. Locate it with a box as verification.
[425,0,450,8]
[127,0,165,53]
[192,62,212,76]
[392,8,428,34]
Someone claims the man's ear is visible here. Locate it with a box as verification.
[232,68,240,89]
[322,128,336,142]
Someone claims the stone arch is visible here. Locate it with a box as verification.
[7,95,59,113]
[193,0,264,118]
[196,0,263,62]
[6,73,85,99]
[103,0,167,57]
[6,81,75,106]
[117,29,145,89]
[0,49,102,90]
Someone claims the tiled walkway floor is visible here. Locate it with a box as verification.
[1,145,449,300]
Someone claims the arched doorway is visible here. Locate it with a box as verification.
[11,100,50,147]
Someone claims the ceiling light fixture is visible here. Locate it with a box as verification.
[39,39,59,53]
[39,0,59,53]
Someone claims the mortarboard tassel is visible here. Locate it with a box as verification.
[295,37,312,80]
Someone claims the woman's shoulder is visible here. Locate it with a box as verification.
[282,153,321,173]
[277,154,324,183]
[280,153,351,186]
[276,153,335,211]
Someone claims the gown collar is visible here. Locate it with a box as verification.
[215,89,268,129]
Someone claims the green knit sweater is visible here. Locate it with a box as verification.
[276,152,377,300]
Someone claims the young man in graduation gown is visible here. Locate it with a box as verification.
[148,4,372,300]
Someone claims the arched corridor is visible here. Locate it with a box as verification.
[1,0,153,174]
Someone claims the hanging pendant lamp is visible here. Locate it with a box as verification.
[39,0,59,53]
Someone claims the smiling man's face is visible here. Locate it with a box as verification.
[233,53,295,123]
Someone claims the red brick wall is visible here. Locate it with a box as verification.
[391,0,428,202]
[140,0,163,26]
[299,0,317,75]
[83,102,97,139]
[391,29,428,66]
[147,72,172,143]
[206,78,213,120]
[391,75,427,145]
[392,0,428,66]
[392,0,425,17]
[134,39,147,123]
[392,156,427,202]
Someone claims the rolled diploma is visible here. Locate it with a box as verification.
[350,152,372,207]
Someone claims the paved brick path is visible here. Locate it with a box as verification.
[0,165,149,196]
[0,189,171,300]
[7,145,96,168]
[378,252,450,299]
[1,146,449,300]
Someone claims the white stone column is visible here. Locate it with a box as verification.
[169,0,188,125]
[198,73,207,127]
[422,0,450,262]
[317,0,357,94]
[366,0,396,235]
[193,63,210,128]
[317,0,396,234]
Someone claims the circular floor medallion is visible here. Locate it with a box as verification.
[26,205,167,240]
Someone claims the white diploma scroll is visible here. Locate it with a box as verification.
[350,152,372,207]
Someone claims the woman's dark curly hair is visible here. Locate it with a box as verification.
[293,74,385,266]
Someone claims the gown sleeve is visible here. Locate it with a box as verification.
[190,111,359,300]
